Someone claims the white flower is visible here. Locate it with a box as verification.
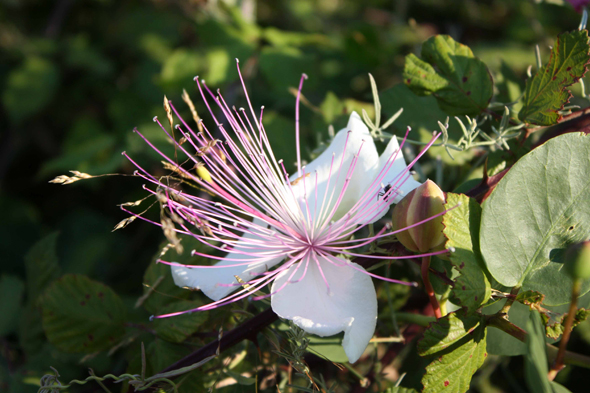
[126,64,442,363]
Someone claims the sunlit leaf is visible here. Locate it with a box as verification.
[418,309,483,356]
[421,322,487,393]
[307,334,348,363]
[480,133,590,305]
[403,35,493,116]
[544,308,590,339]
[519,30,590,126]
[525,311,552,393]
[443,193,492,311]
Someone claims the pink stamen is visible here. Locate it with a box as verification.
[295,73,308,177]
[121,60,444,323]
[319,251,418,287]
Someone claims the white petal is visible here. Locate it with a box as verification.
[379,136,421,203]
[271,256,377,363]
[290,112,380,223]
[359,136,422,224]
[171,219,284,301]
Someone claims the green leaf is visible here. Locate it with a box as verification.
[175,370,206,393]
[484,291,590,356]
[519,30,590,126]
[551,382,573,393]
[380,84,448,133]
[380,84,475,166]
[204,48,231,85]
[544,308,590,339]
[259,46,314,98]
[145,339,203,393]
[386,387,420,393]
[484,299,529,356]
[39,133,119,178]
[403,35,493,116]
[141,235,215,313]
[143,238,212,343]
[263,27,332,48]
[18,302,45,355]
[421,323,487,393]
[516,290,545,308]
[2,56,60,124]
[24,232,61,302]
[418,309,483,356]
[319,91,345,124]
[224,369,257,385]
[147,338,191,374]
[495,61,524,114]
[160,49,202,90]
[443,193,491,311]
[0,275,25,336]
[525,311,552,393]
[319,92,375,125]
[41,274,127,353]
[141,246,191,314]
[307,334,348,363]
[152,300,208,343]
[261,111,298,174]
[480,133,590,305]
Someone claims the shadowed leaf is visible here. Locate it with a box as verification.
[0,275,24,336]
[41,274,126,353]
[24,232,61,302]
[3,56,59,124]
[152,300,208,343]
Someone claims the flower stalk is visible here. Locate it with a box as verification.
[421,255,442,319]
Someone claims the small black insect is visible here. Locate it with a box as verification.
[378,184,392,200]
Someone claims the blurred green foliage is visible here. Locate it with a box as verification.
[3,0,590,392]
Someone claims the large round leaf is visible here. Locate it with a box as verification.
[480,133,590,305]
[41,274,127,353]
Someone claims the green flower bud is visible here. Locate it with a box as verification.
[564,241,590,281]
[391,180,446,253]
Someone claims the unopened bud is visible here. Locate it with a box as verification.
[564,241,590,281]
[391,180,446,253]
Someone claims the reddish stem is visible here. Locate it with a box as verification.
[421,255,442,319]
[548,279,581,381]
